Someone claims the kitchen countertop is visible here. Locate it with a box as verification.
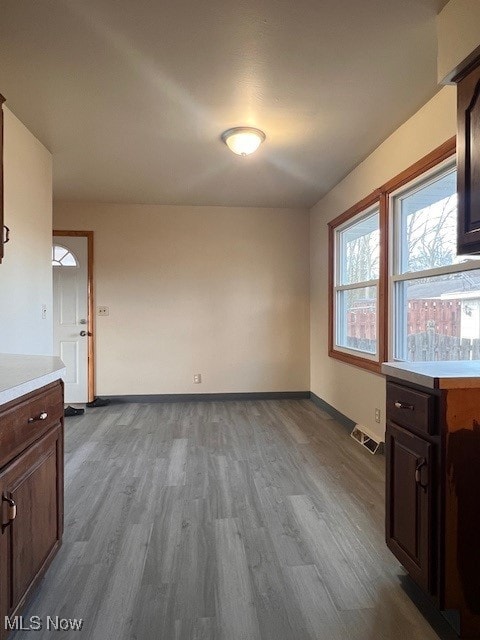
[381,360,480,389]
[0,354,66,405]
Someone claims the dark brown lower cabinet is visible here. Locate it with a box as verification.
[386,422,434,593]
[0,381,64,640]
[385,376,480,639]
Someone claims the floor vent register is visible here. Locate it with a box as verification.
[350,424,384,455]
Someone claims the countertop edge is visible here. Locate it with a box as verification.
[0,368,66,406]
[381,362,480,389]
[382,364,436,389]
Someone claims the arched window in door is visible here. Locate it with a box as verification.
[52,244,78,267]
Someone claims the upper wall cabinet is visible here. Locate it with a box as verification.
[0,95,5,264]
[456,60,480,255]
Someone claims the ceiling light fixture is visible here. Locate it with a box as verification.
[221,127,266,156]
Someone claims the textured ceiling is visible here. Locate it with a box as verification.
[0,0,449,208]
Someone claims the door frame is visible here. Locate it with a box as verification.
[53,230,95,402]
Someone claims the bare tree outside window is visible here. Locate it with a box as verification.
[404,194,457,274]
[345,229,379,285]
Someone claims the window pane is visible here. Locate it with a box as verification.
[53,246,68,262]
[52,244,78,267]
[336,286,377,355]
[398,169,458,273]
[61,252,77,266]
[395,270,480,361]
[338,210,379,285]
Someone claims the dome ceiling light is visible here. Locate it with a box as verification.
[221,127,266,156]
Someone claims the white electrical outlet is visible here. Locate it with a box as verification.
[41,304,47,320]
[97,306,109,316]
[375,408,381,423]
[193,374,202,384]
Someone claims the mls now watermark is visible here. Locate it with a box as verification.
[5,616,84,632]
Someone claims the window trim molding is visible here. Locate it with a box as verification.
[328,136,456,374]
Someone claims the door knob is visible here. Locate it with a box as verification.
[80,331,92,337]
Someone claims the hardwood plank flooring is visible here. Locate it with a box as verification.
[12,399,457,640]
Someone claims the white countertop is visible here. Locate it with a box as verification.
[382,360,480,389]
[0,354,66,405]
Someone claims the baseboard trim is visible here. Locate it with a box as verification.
[108,391,311,404]
[309,392,356,431]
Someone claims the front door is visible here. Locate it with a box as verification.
[52,236,89,404]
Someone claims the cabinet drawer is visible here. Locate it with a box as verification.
[386,382,434,435]
[0,382,63,469]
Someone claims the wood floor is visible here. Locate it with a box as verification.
[13,399,455,640]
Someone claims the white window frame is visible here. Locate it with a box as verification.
[389,158,480,361]
[333,204,380,362]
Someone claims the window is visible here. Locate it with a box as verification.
[334,205,380,360]
[328,137,459,373]
[391,161,480,362]
[329,192,385,373]
[52,245,78,267]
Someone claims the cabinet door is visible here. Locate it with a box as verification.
[457,62,480,254]
[386,422,434,592]
[0,425,63,633]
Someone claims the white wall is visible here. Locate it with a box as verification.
[310,86,457,440]
[0,107,53,355]
[54,203,310,396]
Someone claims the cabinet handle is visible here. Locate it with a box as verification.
[28,412,48,423]
[415,458,428,491]
[2,495,16,526]
[3,226,10,244]
[394,401,414,410]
